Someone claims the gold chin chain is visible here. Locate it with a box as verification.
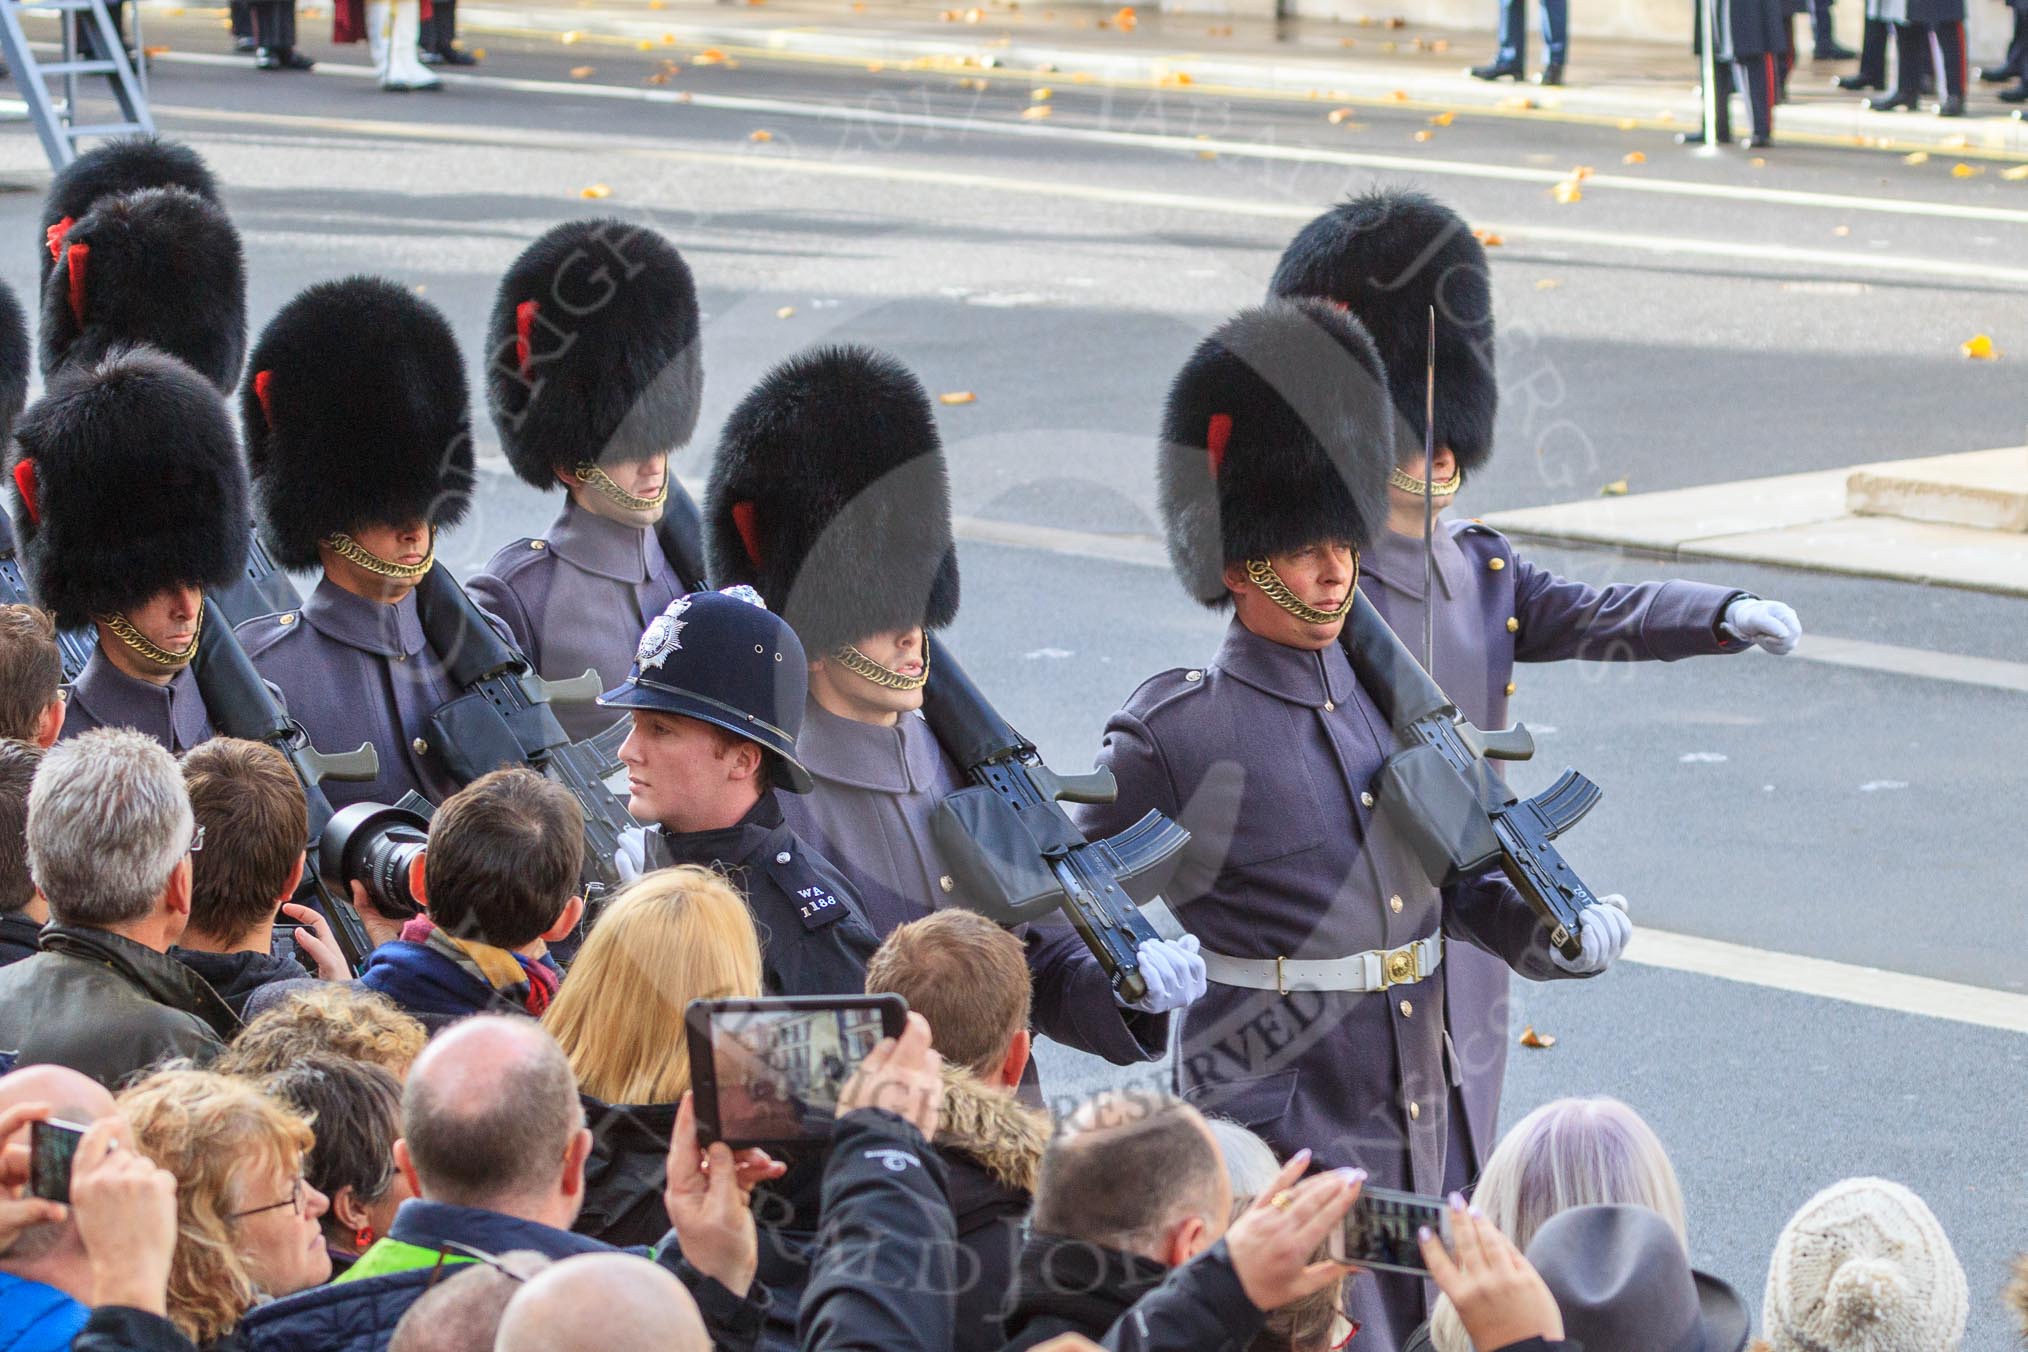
[575,462,670,514]
[98,604,203,670]
[324,532,436,580]
[1390,464,1463,497]
[1245,556,1359,626]
[832,643,930,692]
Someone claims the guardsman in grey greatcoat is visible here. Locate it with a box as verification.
[1073,298,1632,1352]
[10,349,249,752]
[1270,189,1801,1198]
[468,220,701,741]
[704,345,1204,1090]
[235,277,495,811]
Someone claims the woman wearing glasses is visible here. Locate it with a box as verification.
[117,1069,332,1349]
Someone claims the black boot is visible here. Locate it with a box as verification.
[1469,58,1525,79]
[2001,78,2028,101]
[430,0,478,64]
[1536,62,1564,85]
[1835,71,1884,88]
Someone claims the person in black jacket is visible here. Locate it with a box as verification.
[864,910,1048,1352]
[171,739,348,1015]
[0,741,45,968]
[0,729,239,1087]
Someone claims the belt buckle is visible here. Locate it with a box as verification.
[1381,944,1420,989]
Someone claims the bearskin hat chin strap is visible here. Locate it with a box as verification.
[573,462,669,514]
[1244,555,1359,626]
[323,531,436,581]
[1388,463,1462,497]
[831,642,930,692]
[97,604,203,670]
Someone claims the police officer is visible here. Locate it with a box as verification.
[469,219,700,742]
[600,587,881,1348]
[604,588,879,998]
[1269,189,1801,1199]
[10,349,248,751]
[1074,298,1630,1352]
[235,277,490,810]
[703,345,1204,1088]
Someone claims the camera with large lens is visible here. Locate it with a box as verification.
[320,799,433,920]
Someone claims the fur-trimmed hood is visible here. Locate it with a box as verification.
[936,1064,1048,1197]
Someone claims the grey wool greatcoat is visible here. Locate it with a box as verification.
[237,576,513,810]
[1695,0,1786,58]
[778,700,1171,1079]
[60,649,215,752]
[1361,520,1747,1181]
[467,500,686,743]
[1073,618,1589,1352]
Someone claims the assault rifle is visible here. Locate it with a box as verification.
[189,600,383,968]
[1341,592,1600,960]
[656,489,1190,1004]
[409,565,637,915]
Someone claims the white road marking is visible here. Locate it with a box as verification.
[1798,634,2028,695]
[1627,928,2028,1034]
[154,49,2028,229]
[155,98,2028,289]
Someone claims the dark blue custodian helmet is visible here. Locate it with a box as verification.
[598,587,815,794]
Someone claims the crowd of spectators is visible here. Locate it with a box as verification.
[0,598,2018,1352]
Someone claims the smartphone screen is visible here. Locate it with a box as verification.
[1325,1184,1450,1274]
[687,996,907,1148]
[270,923,314,974]
[28,1118,88,1204]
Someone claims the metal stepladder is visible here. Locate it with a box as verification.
[0,0,152,168]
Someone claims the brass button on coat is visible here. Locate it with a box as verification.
[1488,557,1505,572]
[1506,616,1519,633]
[1505,681,1517,696]
[1389,895,1404,914]
[1399,1000,1413,1018]
[410,737,428,755]
[1408,1101,1422,1120]
[1360,791,1376,808]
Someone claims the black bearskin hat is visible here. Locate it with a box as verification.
[1158,298,1393,608]
[240,277,475,571]
[40,137,221,288]
[9,348,248,630]
[1269,188,1496,476]
[487,218,703,488]
[41,187,247,394]
[0,279,29,451]
[705,345,959,653]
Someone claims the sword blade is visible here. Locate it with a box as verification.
[1422,306,1436,675]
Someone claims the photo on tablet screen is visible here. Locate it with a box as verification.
[709,1003,889,1141]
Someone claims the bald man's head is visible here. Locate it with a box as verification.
[388,1252,551,1352]
[497,1254,707,1352]
[0,1065,116,1269]
[1032,1092,1231,1266]
[400,1016,584,1212]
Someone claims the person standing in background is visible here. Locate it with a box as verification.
[1468,0,1566,86]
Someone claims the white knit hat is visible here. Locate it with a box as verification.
[1763,1178,1967,1352]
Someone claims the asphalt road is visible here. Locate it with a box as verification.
[3,27,2025,1344]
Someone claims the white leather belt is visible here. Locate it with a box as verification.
[1142,900,1442,995]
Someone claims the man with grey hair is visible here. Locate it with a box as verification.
[496,1253,708,1352]
[0,728,238,1086]
[241,1016,771,1352]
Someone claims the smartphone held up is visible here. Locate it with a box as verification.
[1324,1184,1453,1275]
[685,994,909,1150]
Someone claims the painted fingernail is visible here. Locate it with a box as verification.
[1293,1148,1312,1164]
[1418,1226,1433,1242]
[1334,1167,1363,1185]
[1469,1205,1485,1219]
[1448,1191,1467,1210]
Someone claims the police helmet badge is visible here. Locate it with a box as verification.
[636,598,692,671]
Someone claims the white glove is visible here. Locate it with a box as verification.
[1721,597,1801,656]
[1551,894,1632,975]
[614,826,648,885]
[1123,934,1208,1013]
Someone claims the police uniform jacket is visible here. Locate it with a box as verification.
[1361,520,1746,1172]
[778,700,1169,1070]
[645,790,880,999]
[59,648,215,753]
[236,575,509,810]
[467,500,685,742]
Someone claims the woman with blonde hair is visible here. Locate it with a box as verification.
[117,1069,331,1349]
[543,865,765,1246]
[1408,1095,1687,1352]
